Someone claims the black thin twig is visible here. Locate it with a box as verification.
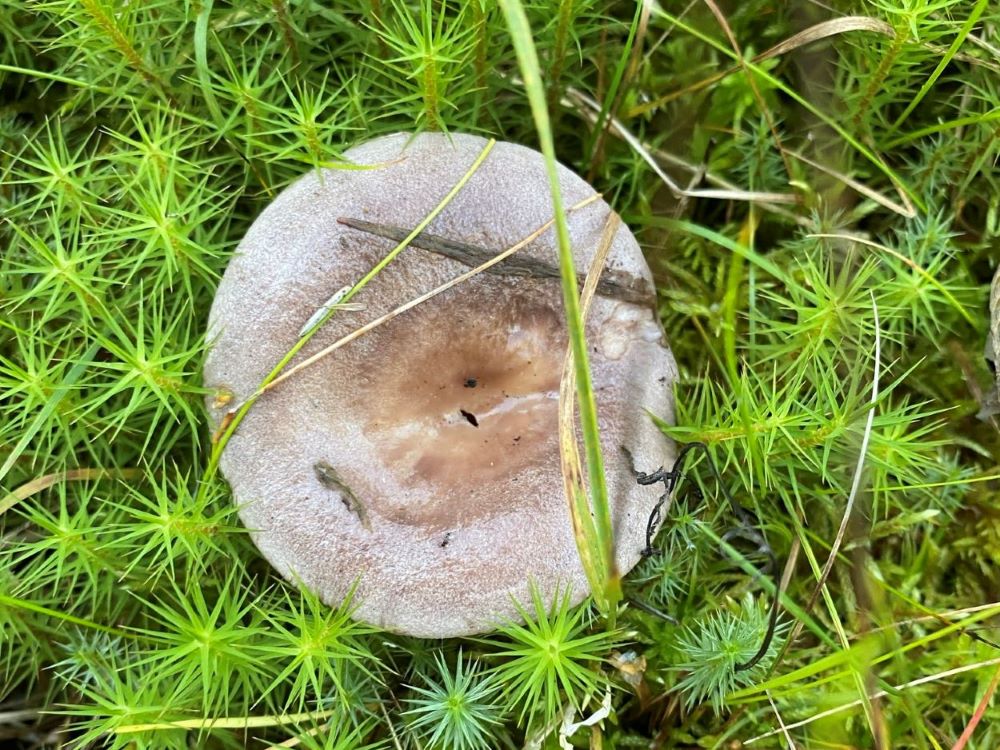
[635,441,782,672]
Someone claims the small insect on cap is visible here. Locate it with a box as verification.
[204,132,678,637]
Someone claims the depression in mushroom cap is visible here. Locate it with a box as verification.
[204,132,678,638]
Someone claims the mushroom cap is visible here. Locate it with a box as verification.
[204,132,677,638]
[984,265,1000,418]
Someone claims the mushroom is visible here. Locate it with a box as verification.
[984,265,1000,419]
[204,132,678,638]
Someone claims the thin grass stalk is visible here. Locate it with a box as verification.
[0,342,98,488]
[884,108,1000,148]
[254,194,602,397]
[627,16,895,118]
[743,655,1000,744]
[652,6,925,213]
[558,213,621,608]
[889,0,988,132]
[733,602,1000,704]
[193,0,225,130]
[583,0,645,169]
[0,594,136,640]
[116,708,337,735]
[202,140,496,494]
[498,0,620,621]
[0,468,142,515]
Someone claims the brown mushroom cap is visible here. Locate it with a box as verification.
[204,132,677,637]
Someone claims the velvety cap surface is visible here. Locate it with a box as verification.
[204,132,677,637]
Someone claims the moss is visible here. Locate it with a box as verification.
[2,0,999,747]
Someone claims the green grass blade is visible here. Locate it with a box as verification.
[498,0,619,618]
[582,0,644,165]
[193,0,225,130]
[889,0,989,133]
[0,593,136,640]
[651,7,925,214]
[636,216,800,291]
[0,342,98,495]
